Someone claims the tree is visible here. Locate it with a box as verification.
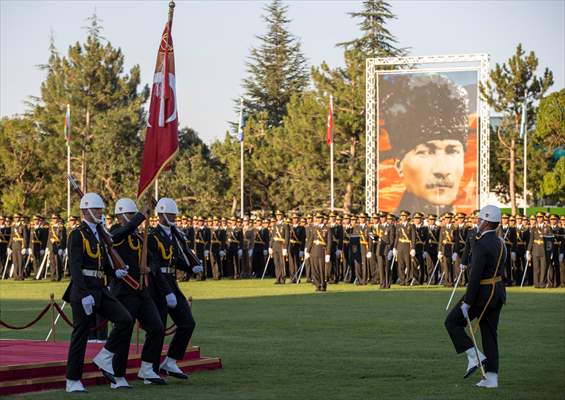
[337,0,405,57]
[242,0,308,127]
[480,44,553,214]
[32,13,149,206]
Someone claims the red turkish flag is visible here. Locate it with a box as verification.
[137,19,179,198]
[326,95,333,145]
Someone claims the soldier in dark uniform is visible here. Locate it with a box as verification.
[193,216,210,280]
[0,215,10,276]
[328,212,343,283]
[425,214,440,284]
[514,215,530,286]
[108,198,166,387]
[527,212,550,288]
[368,214,380,285]
[412,212,428,285]
[225,217,243,279]
[47,214,67,281]
[459,211,480,286]
[353,213,371,285]
[439,212,456,286]
[29,215,48,277]
[376,212,393,288]
[559,216,565,288]
[393,210,414,286]
[242,216,255,278]
[306,212,331,291]
[7,213,29,280]
[209,217,226,280]
[547,214,562,288]
[452,212,467,284]
[341,214,353,283]
[288,213,305,282]
[303,214,314,282]
[445,205,506,389]
[269,210,289,284]
[496,214,516,285]
[148,198,202,379]
[251,218,268,277]
[63,193,133,393]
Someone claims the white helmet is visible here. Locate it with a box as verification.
[156,197,178,215]
[79,193,105,209]
[479,205,501,223]
[115,198,138,215]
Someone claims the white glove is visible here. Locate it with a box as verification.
[263,250,268,256]
[460,264,467,271]
[7,248,12,256]
[304,251,310,259]
[559,253,564,263]
[165,293,177,308]
[511,252,516,261]
[336,249,341,257]
[64,249,68,257]
[410,249,416,257]
[366,251,372,259]
[392,248,398,257]
[299,251,304,258]
[27,248,32,255]
[387,250,393,261]
[438,252,443,260]
[115,269,128,279]
[204,250,209,258]
[238,249,243,258]
[192,265,203,274]
[58,249,64,257]
[526,251,531,261]
[21,249,26,255]
[248,249,253,258]
[268,248,273,256]
[460,302,470,319]
[452,253,458,262]
[282,248,288,257]
[40,249,45,256]
[81,295,95,316]
[219,250,226,257]
[199,259,203,265]
[423,251,429,259]
[325,254,330,263]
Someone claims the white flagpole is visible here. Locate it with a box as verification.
[66,104,71,220]
[238,97,244,217]
[155,179,159,202]
[330,95,334,211]
[521,96,527,216]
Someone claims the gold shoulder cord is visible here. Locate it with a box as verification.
[155,236,173,261]
[473,238,505,334]
[79,230,101,260]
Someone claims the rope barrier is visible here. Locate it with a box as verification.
[0,303,52,330]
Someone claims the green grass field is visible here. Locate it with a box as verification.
[1,279,564,400]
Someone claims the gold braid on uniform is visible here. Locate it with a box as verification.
[79,230,101,260]
[472,238,505,334]
[155,237,173,261]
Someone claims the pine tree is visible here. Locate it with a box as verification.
[242,0,308,127]
[32,13,149,206]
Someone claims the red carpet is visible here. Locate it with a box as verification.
[0,339,222,396]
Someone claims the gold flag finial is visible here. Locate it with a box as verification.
[168,1,175,25]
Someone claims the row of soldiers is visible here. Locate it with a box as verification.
[2,209,564,290]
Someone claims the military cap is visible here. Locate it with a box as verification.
[343,214,351,220]
[399,210,410,217]
[300,217,307,223]
[386,213,395,220]
[501,213,509,219]
[516,214,524,220]
[197,216,204,222]
[243,216,250,221]
[336,215,343,221]
[32,214,43,220]
[456,212,466,219]
[443,212,454,218]
[427,214,437,220]
[560,215,565,221]
[270,217,277,222]
[314,212,325,218]
[329,211,336,217]
[509,216,516,222]
[13,212,22,218]
[413,212,424,219]
[529,214,536,220]
[0,215,4,220]
[275,210,284,216]
[357,212,368,219]
[550,214,558,220]
[536,212,545,218]
[212,216,219,221]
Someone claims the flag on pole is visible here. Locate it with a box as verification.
[326,95,333,145]
[519,100,527,139]
[237,97,245,142]
[137,12,179,199]
[64,104,71,142]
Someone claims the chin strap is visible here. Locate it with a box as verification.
[162,214,176,227]
[87,209,103,224]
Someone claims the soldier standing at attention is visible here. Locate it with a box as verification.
[445,205,506,389]
[439,213,456,286]
[425,214,440,284]
[47,214,67,281]
[0,216,10,272]
[306,212,331,291]
[526,212,550,288]
[8,213,29,281]
[242,216,255,278]
[269,211,289,284]
[226,217,243,279]
[354,213,371,285]
[393,210,414,286]
[288,213,305,283]
[496,214,516,285]
[412,212,428,284]
[514,215,529,286]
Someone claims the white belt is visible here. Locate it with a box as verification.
[82,269,104,278]
[160,267,175,274]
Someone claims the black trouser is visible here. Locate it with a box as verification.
[445,297,503,373]
[369,252,379,284]
[377,254,389,288]
[503,246,513,284]
[310,255,328,290]
[252,247,265,277]
[226,250,239,278]
[548,251,560,288]
[425,251,438,284]
[66,293,132,380]
[153,291,196,371]
[532,256,546,288]
[514,250,526,285]
[288,249,301,281]
[31,247,42,276]
[49,250,62,281]
[413,252,425,284]
[441,255,454,285]
[113,291,164,377]
[11,246,24,280]
[210,251,222,279]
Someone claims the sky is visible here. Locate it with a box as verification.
[1,0,564,144]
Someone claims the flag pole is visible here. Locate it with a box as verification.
[330,95,334,212]
[238,97,244,217]
[521,95,527,216]
[65,104,71,220]
[155,179,159,203]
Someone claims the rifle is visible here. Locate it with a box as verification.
[67,175,140,290]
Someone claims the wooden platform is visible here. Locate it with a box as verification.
[0,339,222,396]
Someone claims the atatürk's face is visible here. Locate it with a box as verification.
[398,139,464,205]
